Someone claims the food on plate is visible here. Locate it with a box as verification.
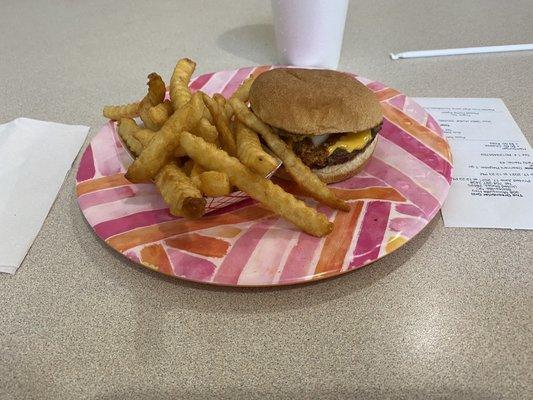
[148,100,174,126]
[173,146,187,158]
[180,131,333,236]
[155,162,205,218]
[132,129,155,148]
[103,59,389,235]
[103,102,140,120]
[247,68,383,183]
[235,120,278,177]
[213,93,234,120]
[230,98,349,211]
[103,72,165,123]
[191,117,218,144]
[117,118,143,156]
[144,72,167,107]
[199,171,231,197]
[202,93,238,156]
[181,159,195,176]
[139,101,161,131]
[213,93,227,110]
[189,161,204,188]
[190,90,215,126]
[222,75,255,120]
[187,161,232,197]
[125,94,203,182]
[139,72,167,130]
[129,129,187,158]
[231,75,254,103]
[170,58,196,111]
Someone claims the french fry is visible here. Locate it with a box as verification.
[139,107,159,131]
[132,129,187,158]
[191,91,213,123]
[201,93,237,156]
[230,98,349,211]
[213,93,233,120]
[235,120,278,177]
[180,132,333,237]
[230,75,254,103]
[213,93,226,108]
[201,100,214,123]
[190,90,215,129]
[189,161,204,188]
[199,171,231,197]
[125,94,203,182]
[190,91,207,121]
[132,129,155,148]
[213,92,227,112]
[170,58,196,111]
[103,102,140,120]
[145,72,166,106]
[221,75,255,120]
[117,118,143,156]
[155,162,206,219]
[191,117,218,144]
[204,110,214,123]
[148,100,174,126]
[173,91,205,157]
[181,159,195,176]
[226,104,234,120]
[139,73,166,130]
[174,146,187,158]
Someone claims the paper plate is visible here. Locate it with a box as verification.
[76,66,453,286]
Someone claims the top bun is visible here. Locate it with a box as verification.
[249,68,383,136]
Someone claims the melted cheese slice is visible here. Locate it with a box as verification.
[327,130,372,155]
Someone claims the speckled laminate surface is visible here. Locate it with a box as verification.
[0,1,532,399]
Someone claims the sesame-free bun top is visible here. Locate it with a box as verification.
[249,68,383,135]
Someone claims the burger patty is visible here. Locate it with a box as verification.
[287,124,382,169]
[292,139,330,168]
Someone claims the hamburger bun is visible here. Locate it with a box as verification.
[249,68,382,135]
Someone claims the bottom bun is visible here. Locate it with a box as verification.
[275,137,378,184]
[312,137,378,183]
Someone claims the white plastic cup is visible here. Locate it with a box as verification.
[271,0,349,69]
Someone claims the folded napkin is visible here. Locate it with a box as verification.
[0,118,89,274]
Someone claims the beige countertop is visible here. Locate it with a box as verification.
[1,1,532,399]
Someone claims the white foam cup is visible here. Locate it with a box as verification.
[271,0,349,69]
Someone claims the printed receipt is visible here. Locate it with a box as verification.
[414,98,533,230]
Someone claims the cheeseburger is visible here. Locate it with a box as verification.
[249,68,383,183]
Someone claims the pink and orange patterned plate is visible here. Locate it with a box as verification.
[76,66,453,286]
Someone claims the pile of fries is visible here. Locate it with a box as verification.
[103,58,349,237]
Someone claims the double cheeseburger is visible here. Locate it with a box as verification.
[249,68,383,183]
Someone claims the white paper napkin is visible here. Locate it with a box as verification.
[0,118,89,274]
